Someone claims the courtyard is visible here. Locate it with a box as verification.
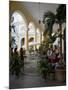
[9,1,66,89]
[9,53,65,89]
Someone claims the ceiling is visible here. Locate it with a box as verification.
[20,2,59,21]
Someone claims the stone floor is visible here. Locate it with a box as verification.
[9,54,66,89]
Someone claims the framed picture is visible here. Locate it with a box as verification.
[9,1,66,89]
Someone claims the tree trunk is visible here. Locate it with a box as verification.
[64,28,66,62]
[59,23,62,55]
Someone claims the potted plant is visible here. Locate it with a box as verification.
[55,60,66,82]
[47,63,55,80]
[38,59,55,79]
[38,59,49,79]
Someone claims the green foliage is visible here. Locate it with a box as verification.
[39,43,49,57]
[38,59,49,75]
[43,11,55,36]
[56,4,66,23]
[38,59,54,76]
[43,4,66,38]
[39,32,57,56]
[10,52,24,76]
[57,60,66,69]
[29,46,34,53]
[42,4,66,55]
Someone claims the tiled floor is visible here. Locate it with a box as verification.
[9,55,66,89]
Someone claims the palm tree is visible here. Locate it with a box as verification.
[43,11,56,37]
[43,4,66,54]
[56,4,66,54]
[43,11,57,49]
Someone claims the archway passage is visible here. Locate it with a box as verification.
[11,11,27,50]
[10,11,43,77]
[10,11,41,74]
[10,10,44,78]
[9,2,66,89]
[11,12,42,51]
[10,8,47,90]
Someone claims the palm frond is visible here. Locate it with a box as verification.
[43,11,55,23]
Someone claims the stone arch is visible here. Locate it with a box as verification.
[10,1,44,51]
[10,1,44,32]
[11,10,28,27]
[11,11,28,50]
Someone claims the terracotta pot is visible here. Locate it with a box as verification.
[55,69,66,82]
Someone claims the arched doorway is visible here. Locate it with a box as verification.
[11,11,27,51]
[28,22,36,50]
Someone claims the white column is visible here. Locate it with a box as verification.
[34,28,37,50]
[40,31,42,44]
[25,29,28,51]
